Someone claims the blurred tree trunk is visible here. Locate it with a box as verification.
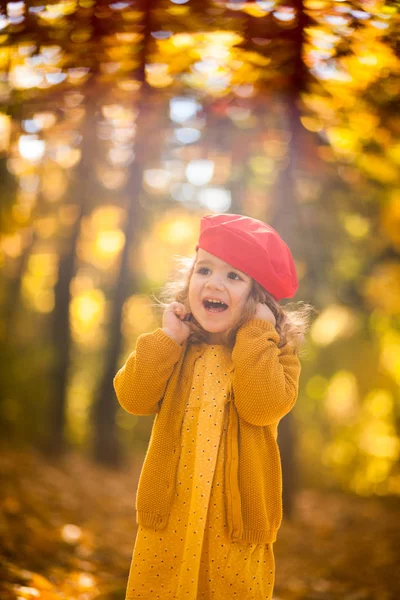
[91,0,155,467]
[50,211,80,455]
[266,0,311,518]
[47,110,95,456]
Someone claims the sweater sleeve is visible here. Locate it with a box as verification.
[231,318,301,427]
[113,328,183,415]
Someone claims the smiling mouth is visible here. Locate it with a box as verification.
[202,299,228,313]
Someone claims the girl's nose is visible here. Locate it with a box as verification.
[205,276,225,291]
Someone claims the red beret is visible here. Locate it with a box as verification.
[195,213,298,300]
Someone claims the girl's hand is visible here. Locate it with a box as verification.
[253,302,276,327]
[162,302,192,345]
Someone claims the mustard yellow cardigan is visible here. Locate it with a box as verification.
[113,318,301,544]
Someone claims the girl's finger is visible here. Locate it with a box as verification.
[172,302,184,312]
[166,303,183,313]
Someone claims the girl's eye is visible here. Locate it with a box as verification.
[196,267,241,280]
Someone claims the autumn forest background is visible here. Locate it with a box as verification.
[0,0,399,599]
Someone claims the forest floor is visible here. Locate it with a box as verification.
[0,446,399,600]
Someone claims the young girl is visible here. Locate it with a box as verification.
[114,213,312,600]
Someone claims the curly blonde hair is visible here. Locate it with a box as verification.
[152,254,317,356]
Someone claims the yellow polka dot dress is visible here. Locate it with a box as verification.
[125,344,275,600]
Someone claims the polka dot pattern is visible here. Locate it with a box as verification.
[125,345,275,600]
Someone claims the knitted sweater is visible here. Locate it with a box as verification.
[113,318,301,544]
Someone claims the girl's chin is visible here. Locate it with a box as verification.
[191,306,234,333]
[197,321,231,334]
[196,309,227,321]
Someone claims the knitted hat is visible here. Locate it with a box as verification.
[195,213,298,300]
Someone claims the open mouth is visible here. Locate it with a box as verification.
[202,299,228,313]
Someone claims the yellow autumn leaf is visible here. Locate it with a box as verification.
[29,574,55,591]
[358,153,399,183]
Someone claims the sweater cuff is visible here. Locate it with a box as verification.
[151,327,184,352]
[243,318,277,331]
[237,318,280,344]
[239,319,297,354]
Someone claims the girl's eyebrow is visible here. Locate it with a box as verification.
[195,260,213,266]
[196,259,231,268]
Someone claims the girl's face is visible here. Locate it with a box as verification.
[188,248,252,344]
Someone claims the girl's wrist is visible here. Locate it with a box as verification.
[162,328,184,345]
